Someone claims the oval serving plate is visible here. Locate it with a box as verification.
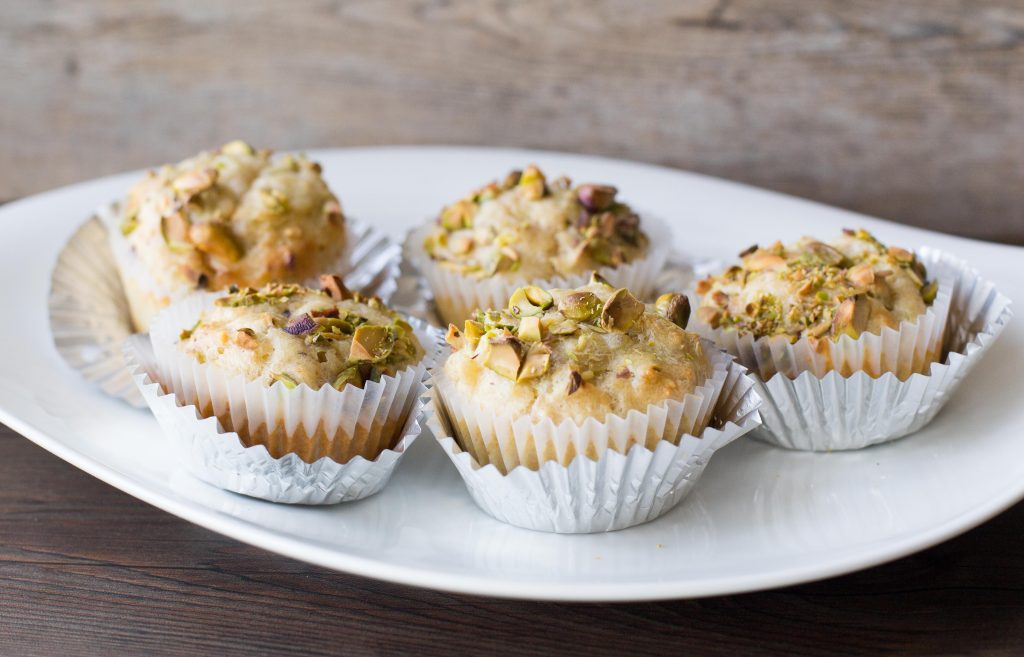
[3,146,1022,601]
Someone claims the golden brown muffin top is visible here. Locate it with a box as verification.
[178,277,423,390]
[421,166,649,281]
[695,229,937,342]
[120,140,346,294]
[441,277,708,425]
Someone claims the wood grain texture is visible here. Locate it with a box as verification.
[2,425,1024,657]
[1,0,1022,242]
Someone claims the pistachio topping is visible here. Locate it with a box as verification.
[566,370,583,396]
[161,212,193,252]
[188,222,244,262]
[271,372,299,389]
[559,291,602,321]
[349,325,395,362]
[517,342,551,381]
[517,315,543,342]
[508,285,554,317]
[480,335,524,380]
[422,166,648,283]
[319,273,351,301]
[655,293,691,329]
[600,288,645,332]
[696,229,933,341]
[577,184,617,212]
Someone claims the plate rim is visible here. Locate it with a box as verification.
[4,144,1024,602]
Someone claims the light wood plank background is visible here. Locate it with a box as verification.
[2,0,1022,242]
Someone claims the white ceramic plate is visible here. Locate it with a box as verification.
[2,147,1021,602]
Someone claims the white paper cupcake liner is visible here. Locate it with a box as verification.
[691,249,957,382]
[147,292,443,464]
[404,213,673,325]
[698,249,1012,451]
[49,202,402,407]
[434,345,734,475]
[426,354,762,533]
[124,334,431,504]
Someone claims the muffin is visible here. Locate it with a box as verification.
[693,229,945,380]
[111,140,348,331]
[407,166,670,324]
[437,277,720,472]
[690,230,975,452]
[149,277,429,464]
[428,277,761,532]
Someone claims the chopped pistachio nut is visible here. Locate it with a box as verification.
[655,293,691,329]
[600,288,645,332]
[508,285,554,317]
[161,212,193,252]
[518,165,546,200]
[271,372,299,389]
[260,187,290,214]
[517,315,542,342]
[332,365,363,390]
[559,291,602,321]
[349,325,395,362]
[188,222,244,262]
[480,335,524,380]
[517,342,551,381]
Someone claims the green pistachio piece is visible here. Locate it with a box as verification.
[830,296,870,340]
[188,222,244,262]
[120,211,139,236]
[260,187,290,214]
[445,323,465,350]
[222,140,256,156]
[655,293,691,329]
[440,200,476,230]
[517,315,542,342]
[178,319,201,341]
[508,285,553,317]
[567,370,583,396]
[349,325,395,362]
[463,319,485,348]
[501,170,522,190]
[161,211,193,252]
[600,288,645,332]
[480,336,524,380]
[518,165,546,200]
[589,271,613,287]
[558,291,602,321]
[921,280,938,304]
[517,342,551,382]
[803,240,846,266]
[172,168,218,197]
[888,246,914,263]
[332,365,363,391]
[271,372,298,389]
[576,184,617,212]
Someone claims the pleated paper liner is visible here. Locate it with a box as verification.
[426,353,762,533]
[403,213,673,325]
[693,248,1012,450]
[124,334,430,505]
[49,201,403,408]
[434,345,734,475]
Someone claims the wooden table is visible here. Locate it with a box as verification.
[2,423,1022,656]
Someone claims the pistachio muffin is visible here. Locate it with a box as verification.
[178,277,423,392]
[150,277,427,463]
[112,140,347,331]
[436,276,721,472]
[695,229,938,343]
[412,166,667,324]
